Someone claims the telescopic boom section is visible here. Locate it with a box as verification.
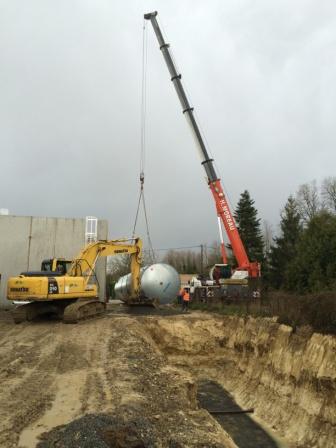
[144,11,259,276]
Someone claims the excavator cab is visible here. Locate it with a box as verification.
[20,259,72,278]
[41,259,72,275]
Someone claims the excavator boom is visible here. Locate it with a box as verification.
[68,238,142,296]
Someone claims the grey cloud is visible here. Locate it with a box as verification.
[0,0,335,251]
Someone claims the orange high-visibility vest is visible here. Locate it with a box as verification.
[183,292,190,301]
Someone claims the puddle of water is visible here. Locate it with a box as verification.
[197,380,286,448]
[19,372,84,448]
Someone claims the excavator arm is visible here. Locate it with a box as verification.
[68,238,142,297]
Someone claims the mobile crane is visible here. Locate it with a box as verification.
[144,11,260,279]
[7,238,142,323]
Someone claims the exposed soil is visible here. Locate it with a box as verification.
[0,307,334,447]
[0,309,235,448]
[143,313,336,448]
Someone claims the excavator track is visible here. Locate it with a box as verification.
[11,300,105,324]
[63,299,106,324]
[11,301,64,323]
[11,302,39,324]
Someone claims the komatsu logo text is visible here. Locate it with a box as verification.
[10,287,29,292]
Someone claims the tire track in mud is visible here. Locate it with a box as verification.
[80,369,108,414]
[16,317,119,447]
[17,321,109,447]
[0,323,63,448]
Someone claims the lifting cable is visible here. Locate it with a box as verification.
[132,20,156,263]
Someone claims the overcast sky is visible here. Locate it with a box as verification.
[0,0,335,252]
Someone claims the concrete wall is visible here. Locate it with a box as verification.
[0,215,108,308]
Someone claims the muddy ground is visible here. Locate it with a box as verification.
[0,307,334,447]
[0,308,236,448]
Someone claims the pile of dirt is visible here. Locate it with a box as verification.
[37,414,149,448]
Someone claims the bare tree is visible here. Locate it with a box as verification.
[162,249,201,273]
[207,241,230,267]
[296,180,320,223]
[321,177,336,213]
[107,255,131,281]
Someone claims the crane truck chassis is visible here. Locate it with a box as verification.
[7,238,142,324]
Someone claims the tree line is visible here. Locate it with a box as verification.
[107,177,336,294]
[159,177,336,294]
[231,177,336,293]
[267,178,336,292]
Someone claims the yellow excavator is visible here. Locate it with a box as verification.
[7,238,142,323]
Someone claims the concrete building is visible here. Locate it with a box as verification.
[0,215,108,308]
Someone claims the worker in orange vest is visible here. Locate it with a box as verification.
[177,287,185,305]
[182,287,190,312]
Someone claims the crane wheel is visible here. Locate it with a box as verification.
[63,299,106,324]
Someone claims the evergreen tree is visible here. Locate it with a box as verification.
[268,196,302,288]
[234,190,264,262]
[285,211,336,292]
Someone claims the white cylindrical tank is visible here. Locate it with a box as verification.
[114,263,180,305]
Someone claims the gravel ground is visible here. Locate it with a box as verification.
[37,414,151,448]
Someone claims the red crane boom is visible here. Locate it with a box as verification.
[144,11,260,278]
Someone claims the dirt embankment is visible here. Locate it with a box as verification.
[143,313,336,448]
[0,311,236,448]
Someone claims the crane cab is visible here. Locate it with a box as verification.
[209,264,232,284]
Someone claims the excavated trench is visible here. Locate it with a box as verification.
[141,312,336,448]
[2,310,334,448]
[197,380,280,448]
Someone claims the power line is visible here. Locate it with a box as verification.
[143,244,221,252]
[152,244,202,252]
